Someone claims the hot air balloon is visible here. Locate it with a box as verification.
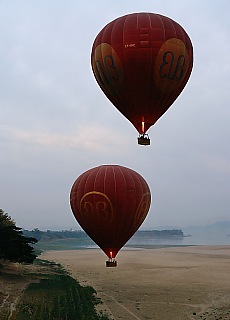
[91,12,193,145]
[70,165,151,267]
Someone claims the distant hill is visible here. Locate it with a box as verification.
[183,221,230,236]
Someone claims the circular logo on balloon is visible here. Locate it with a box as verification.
[79,191,114,229]
[133,192,151,229]
[154,38,190,93]
[92,43,124,91]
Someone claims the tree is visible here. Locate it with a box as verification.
[0,209,38,263]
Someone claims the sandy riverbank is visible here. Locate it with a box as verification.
[40,246,230,320]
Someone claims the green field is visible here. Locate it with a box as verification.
[34,238,96,253]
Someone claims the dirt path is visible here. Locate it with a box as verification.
[0,261,55,320]
[0,263,32,320]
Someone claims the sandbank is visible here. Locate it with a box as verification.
[40,246,230,320]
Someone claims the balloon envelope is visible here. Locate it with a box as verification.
[70,165,151,259]
[91,12,193,138]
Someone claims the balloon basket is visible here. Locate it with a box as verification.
[106,260,117,267]
[138,134,150,146]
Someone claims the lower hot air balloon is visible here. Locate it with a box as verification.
[70,165,151,267]
[91,12,193,145]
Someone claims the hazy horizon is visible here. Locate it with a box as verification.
[20,219,230,232]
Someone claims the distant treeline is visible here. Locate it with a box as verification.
[23,229,89,241]
[133,229,185,239]
[23,228,185,241]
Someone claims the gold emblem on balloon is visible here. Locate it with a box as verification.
[154,38,190,93]
[80,191,114,229]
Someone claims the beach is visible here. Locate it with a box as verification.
[40,246,230,320]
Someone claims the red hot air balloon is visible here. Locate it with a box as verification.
[91,12,193,145]
[70,165,151,267]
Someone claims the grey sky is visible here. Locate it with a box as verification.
[0,1,229,230]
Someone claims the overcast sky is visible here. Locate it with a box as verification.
[0,1,229,230]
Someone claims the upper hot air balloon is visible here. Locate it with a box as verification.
[70,165,151,267]
[91,12,193,145]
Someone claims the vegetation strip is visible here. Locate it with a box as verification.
[14,259,109,320]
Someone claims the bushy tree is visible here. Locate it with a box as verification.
[0,209,38,263]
